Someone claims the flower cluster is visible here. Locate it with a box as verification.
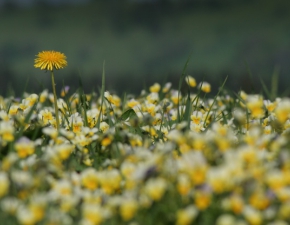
[0,77,290,225]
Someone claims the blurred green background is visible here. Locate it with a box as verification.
[0,0,290,96]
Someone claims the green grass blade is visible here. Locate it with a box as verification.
[260,78,271,100]
[77,75,89,127]
[182,90,192,129]
[96,61,106,129]
[177,53,192,122]
[22,75,30,97]
[244,60,255,93]
[271,65,280,100]
[203,76,228,128]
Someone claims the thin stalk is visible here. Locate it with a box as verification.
[97,61,106,129]
[177,53,192,122]
[51,70,60,130]
[203,76,228,128]
[271,65,280,100]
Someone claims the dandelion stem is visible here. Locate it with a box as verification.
[51,70,60,130]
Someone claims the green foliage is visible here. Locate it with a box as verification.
[1,59,290,224]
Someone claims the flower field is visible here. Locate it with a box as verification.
[1,55,290,225]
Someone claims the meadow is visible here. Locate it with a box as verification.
[0,51,290,225]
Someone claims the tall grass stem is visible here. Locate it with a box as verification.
[51,70,60,130]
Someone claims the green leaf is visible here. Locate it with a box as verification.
[120,108,137,121]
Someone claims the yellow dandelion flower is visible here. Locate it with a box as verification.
[35,51,67,130]
[82,204,103,225]
[149,83,161,93]
[14,137,35,159]
[249,191,270,210]
[162,82,172,93]
[176,205,198,225]
[144,177,167,201]
[120,199,138,221]
[0,172,10,198]
[177,174,191,196]
[101,136,113,147]
[34,51,67,71]
[98,170,121,194]
[199,82,211,93]
[81,168,99,190]
[279,202,290,219]
[229,195,244,214]
[185,75,197,87]
[243,207,262,225]
[194,191,211,210]
[127,99,139,108]
[216,214,236,225]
